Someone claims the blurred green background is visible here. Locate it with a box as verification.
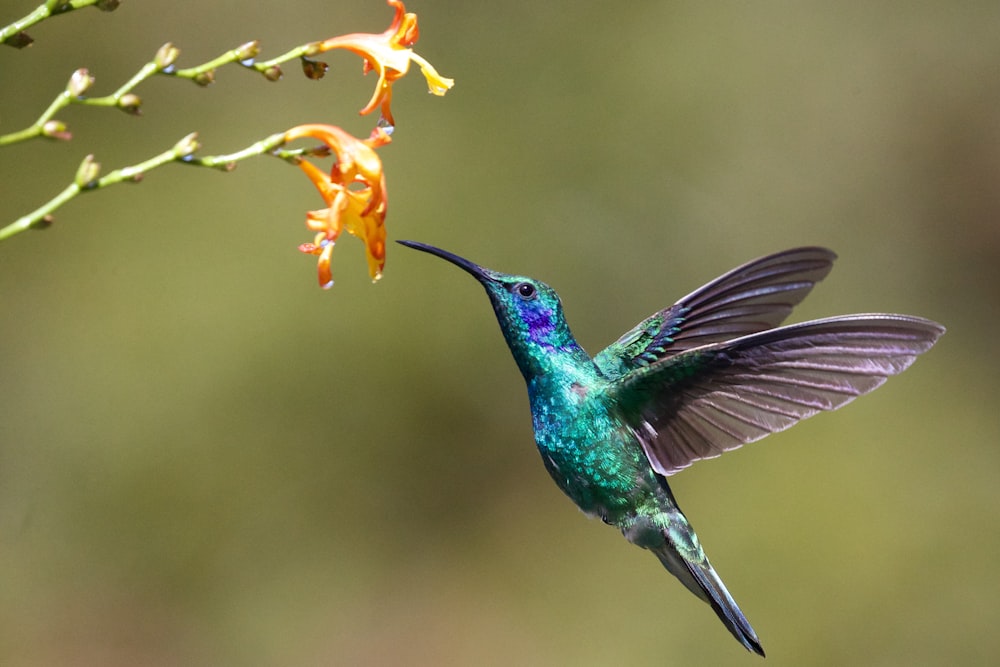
[1,1,998,665]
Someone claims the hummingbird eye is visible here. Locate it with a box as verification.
[514,282,537,300]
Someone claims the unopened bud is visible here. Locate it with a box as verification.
[155,42,180,70]
[75,154,101,188]
[4,31,33,48]
[300,57,328,80]
[235,40,260,62]
[95,0,120,11]
[262,65,282,82]
[41,120,71,141]
[173,132,200,158]
[193,70,215,86]
[117,93,142,115]
[67,68,95,97]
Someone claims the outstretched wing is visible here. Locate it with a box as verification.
[594,247,837,379]
[610,315,945,476]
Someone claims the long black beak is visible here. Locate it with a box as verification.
[397,240,494,283]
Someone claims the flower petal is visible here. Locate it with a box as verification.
[284,124,391,287]
[313,0,452,121]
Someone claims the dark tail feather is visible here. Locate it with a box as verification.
[654,545,765,656]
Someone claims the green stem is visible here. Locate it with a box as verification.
[0,123,43,145]
[170,43,260,81]
[0,36,325,145]
[0,131,318,242]
[0,90,72,145]
[81,61,159,107]
[0,183,78,240]
[182,132,287,169]
[249,41,322,72]
[1,0,113,47]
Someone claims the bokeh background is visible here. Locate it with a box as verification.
[2,2,998,665]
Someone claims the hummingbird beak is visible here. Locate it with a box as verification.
[397,240,496,284]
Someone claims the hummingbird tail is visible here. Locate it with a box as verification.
[653,542,765,657]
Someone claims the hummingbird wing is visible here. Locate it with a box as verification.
[611,315,945,476]
[594,247,836,379]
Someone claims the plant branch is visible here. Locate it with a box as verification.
[0,131,325,241]
[1,0,119,49]
[0,33,330,147]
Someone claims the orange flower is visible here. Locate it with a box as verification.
[284,123,392,288]
[316,0,454,126]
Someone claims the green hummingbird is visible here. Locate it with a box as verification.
[398,240,944,656]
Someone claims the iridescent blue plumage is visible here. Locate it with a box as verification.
[399,240,945,656]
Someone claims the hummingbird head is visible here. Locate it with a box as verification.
[399,240,584,379]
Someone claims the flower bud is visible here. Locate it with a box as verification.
[117,93,142,115]
[193,70,215,86]
[67,68,95,97]
[4,31,33,48]
[262,65,282,82]
[235,40,260,62]
[155,42,180,70]
[41,120,71,141]
[173,132,200,158]
[300,57,328,80]
[75,154,101,188]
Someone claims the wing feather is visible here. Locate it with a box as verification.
[611,315,945,476]
[595,247,837,378]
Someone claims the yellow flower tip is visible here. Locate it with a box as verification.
[366,259,385,283]
[419,63,454,96]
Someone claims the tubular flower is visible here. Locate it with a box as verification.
[315,0,454,126]
[284,123,392,288]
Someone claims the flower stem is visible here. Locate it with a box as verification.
[0,36,328,146]
[1,0,117,48]
[0,131,316,242]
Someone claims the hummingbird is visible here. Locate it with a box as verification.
[398,240,944,656]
